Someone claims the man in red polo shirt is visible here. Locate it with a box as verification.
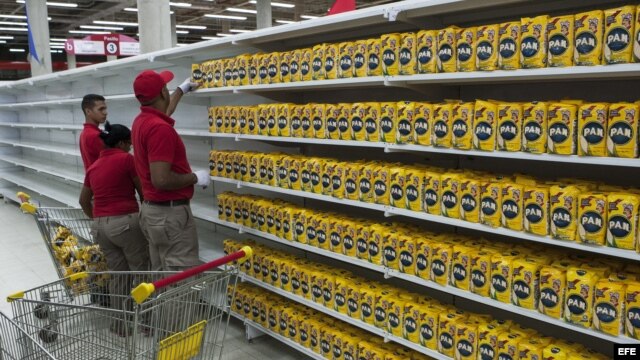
[131,70,209,271]
[79,94,107,171]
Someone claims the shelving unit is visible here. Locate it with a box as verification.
[1,0,638,357]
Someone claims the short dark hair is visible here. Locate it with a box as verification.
[99,122,131,148]
[81,94,105,114]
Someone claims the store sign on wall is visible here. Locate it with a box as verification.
[64,34,140,56]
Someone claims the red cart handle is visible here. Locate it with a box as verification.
[131,246,253,304]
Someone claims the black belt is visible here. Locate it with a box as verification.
[144,199,190,207]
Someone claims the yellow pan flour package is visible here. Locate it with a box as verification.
[547,15,574,67]
[364,102,381,142]
[578,103,609,157]
[414,102,433,146]
[565,265,609,327]
[607,193,639,250]
[279,51,290,84]
[399,32,417,75]
[523,184,549,236]
[604,5,636,64]
[547,103,577,155]
[550,184,581,241]
[338,41,354,79]
[480,180,502,228]
[367,38,382,76]
[354,41,367,77]
[312,44,325,80]
[338,103,351,141]
[522,101,548,154]
[300,47,313,81]
[574,10,604,66]
[325,104,339,140]
[607,102,639,158]
[381,33,401,76]
[498,21,520,70]
[380,102,397,143]
[457,27,476,72]
[437,27,458,73]
[490,252,516,303]
[636,5,640,63]
[423,171,441,215]
[497,102,523,152]
[416,30,437,74]
[473,100,498,151]
[539,264,567,319]
[592,278,625,336]
[475,24,499,71]
[470,250,492,297]
[433,103,454,148]
[501,182,524,231]
[520,15,548,69]
[441,172,461,219]
[405,168,423,211]
[324,44,338,80]
[351,103,366,141]
[460,176,481,223]
[511,257,542,310]
[396,101,415,144]
[452,102,474,150]
[625,281,640,339]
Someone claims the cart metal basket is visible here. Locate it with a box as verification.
[0,311,55,360]
[7,246,252,360]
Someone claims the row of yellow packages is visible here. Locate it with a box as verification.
[219,196,640,339]
[212,152,640,251]
[193,6,640,87]
[230,282,432,360]
[227,239,609,359]
[208,100,640,158]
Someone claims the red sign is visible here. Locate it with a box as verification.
[103,35,120,56]
[63,34,139,56]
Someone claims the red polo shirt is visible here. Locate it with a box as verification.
[131,106,193,202]
[79,123,104,171]
[84,148,139,217]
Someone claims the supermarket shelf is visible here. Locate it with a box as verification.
[238,274,449,360]
[0,155,83,183]
[189,207,640,344]
[0,93,136,110]
[229,311,325,360]
[211,134,640,168]
[0,139,80,157]
[0,171,80,208]
[210,176,640,262]
[176,128,218,137]
[0,123,82,131]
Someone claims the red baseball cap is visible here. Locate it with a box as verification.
[133,70,174,103]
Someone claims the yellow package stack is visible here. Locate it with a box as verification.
[548,15,574,67]
[398,235,416,274]
[338,103,352,141]
[359,163,375,202]
[325,104,339,140]
[523,184,550,236]
[564,265,608,327]
[433,103,454,148]
[396,101,415,144]
[578,103,609,157]
[441,172,461,219]
[498,21,520,70]
[473,100,498,151]
[475,24,499,71]
[460,175,481,223]
[470,250,493,297]
[496,333,524,360]
[311,103,325,139]
[415,236,432,280]
[450,244,473,291]
[324,44,338,80]
[437,27,458,73]
[338,41,354,79]
[373,165,390,205]
[405,167,423,211]
[430,241,453,286]
[480,180,503,228]
[438,311,466,358]
[550,184,581,241]
[607,193,639,250]
[414,102,433,146]
[452,102,474,150]
[353,41,367,77]
[351,103,366,141]
[366,37,382,76]
[380,102,397,143]
[574,10,604,66]
[381,33,401,76]
[364,102,381,142]
[497,102,523,152]
[539,262,568,319]
[511,257,543,310]
[577,192,608,246]
[592,278,626,336]
[607,102,639,158]
[416,30,437,74]
[457,27,476,72]
[399,32,417,75]
[424,170,441,215]
[311,44,325,80]
[604,5,636,64]
[522,101,548,154]
[501,182,525,231]
[344,164,359,201]
[547,102,578,155]
[360,284,380,325]
[490,252,517,303]
[276,103,291,137]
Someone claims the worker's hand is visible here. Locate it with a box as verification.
[194,170,211,188]
[178,78,200,94]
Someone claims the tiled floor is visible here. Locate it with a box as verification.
[0,200,309,360]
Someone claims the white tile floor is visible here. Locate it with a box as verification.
[0,200,309,360]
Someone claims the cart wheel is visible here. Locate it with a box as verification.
[34,304,49,319]
[38,325,58,343]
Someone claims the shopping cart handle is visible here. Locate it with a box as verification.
[131,246,253,304]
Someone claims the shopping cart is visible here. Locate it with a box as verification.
[0,311,55,360]
[7,246,252,360]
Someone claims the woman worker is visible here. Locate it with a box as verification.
[79,122,150,336]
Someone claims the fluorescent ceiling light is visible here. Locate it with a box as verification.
[0,35,14,39]
[176,24,206,30]
[124,7,137,12]
[204,14,246,20]
[0,21,27,26]
[69,30,110,35]
[229,29,251,33]
[249,0,294,8]
[16,1,78,8]
[176,43,188,47]
[50,38,67,42]
[275,20,296,24]
[301,15,319,19]
[201,36,219,40]
[80,25,123,31]
[9,48,25,52]
[50,45,65,49]
[0,27,27,32]
[0,14,51,20]
[226,7,257,14]
[176,30,189,34]
[94,20,138,27]
[216,33,234,37]
[0,40,6,43]
[169,2,191,7]
[50,50,62,53]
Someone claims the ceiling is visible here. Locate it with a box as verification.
[0,0,397,52]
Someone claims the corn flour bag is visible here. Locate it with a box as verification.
[607,193,639,250]
[423,171,441,215]
[498,21,520,70]
[396,101,415,144]
[476,24,499,71]
[539,264,567,319]
[457,27,476,72]
[564,266,605,327]
[625,281,640,339]
[578,192,608,246]
[547,103,578,155]
[511,257,542,310]
[470,250,492,297]
[480,181,502,228]
[312,44,325,80]
[592,279,625,336]
[381,33,401,76]
[367,38,382,76]
[451,244,473,291]
[364,102,381,142]
[473,100,498,151]
[351,103,366,141]
[437,27,458,73]
[574,11,604,66]
[522,101,548,154]
[497,102,523,152]
[607,102,639,158]
[460,176,480,223]
[441,172,461,219]
[417,30,437,73]
[354,41,367,78]
[338,41,354,79]
[490,252,516,303]
[399,32,417,75]
[414,102,433,146]
[578,103,609,157]
[452,102,474,150]
[405,168,423,211]
[338,103,352,140]
[433,103,454,148]
[550,184,581,241]
[520,16,548,69]
[501,182,524,231]
[547,15,574,67]
[604,6,636,64]
[636,5,640,62]
[523,184,549,236]
[380,102,397,143]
